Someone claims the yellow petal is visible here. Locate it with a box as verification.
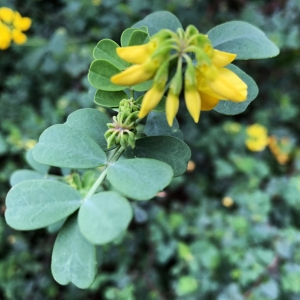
[212,49,236,68]
[197,76,224,99]
[208,68,247,102]
[166,92,179,126]
[185,86,201,123]
[0,23,11,49]
[116,41,157,64]
[246,124,268,136]
[111,59,158,86]
[0,7,14,23]
[199,92,220,111]
[12,29,27,44]
[17,17,31,31]
[138,85,164,118]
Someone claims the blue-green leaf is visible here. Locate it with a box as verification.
[208,21,279,59]
[5,180,82,230]
[25,149,50,175]
[144,111,183,139]
[133,11,182,36]
[126,136,191,176]
[107,158,173,200]
[33,124,106,169]
[65,108,110,150]
[10,170,44,186]
[51,215,97,289]
[78,192,132,244]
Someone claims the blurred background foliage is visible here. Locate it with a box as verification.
[1,0,300,299]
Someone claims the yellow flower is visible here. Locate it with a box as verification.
[111,26,248,125]
[184,60,201,123]
[0,7,14,23]
[0,7,31,49]
[12,29,27,44]
[0,22,11,49]
[139,84,166,118]
[116,40,158,65]
[166,92,180,126]
[139,60,169,118]
[245,124,269,152]
[111,58,159,86]
[13,12,31,32]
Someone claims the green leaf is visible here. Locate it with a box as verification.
[207,21,279,59]
[65,108,110,150]
[213,64,259,115]
[107,158,173,200]
[128,30,149,46]
[121,27,148,47]
[25,149,50,175]
[133,11,183,36]
[126,136,191,176]
[94,90,128,108]
[10,170,44,186]
[144,111,183,139]
[32,124,106,169]
[132,80,153,92]
[78,192,132,244]
[51,215,97,289]
[88,59,125,91]
[93,39,129,70]
[5,179,82,230]
[121,28,137,47]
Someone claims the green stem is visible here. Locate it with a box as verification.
[130,88,134,98]
[83,146,124,200]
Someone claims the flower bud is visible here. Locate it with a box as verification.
[184,61,201,123]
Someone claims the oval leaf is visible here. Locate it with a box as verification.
[10,170,44,186]
[213,64,259,115]
[5,179,82,230]
[88,59,125,91]
[51,215,97,289]
[121,27,148,47]
[32,124,106,169]
[94,90,128,108]
[93,39,129,70]
[133,11,182,36]
[25,149,50,175]
[107,158,173,200]
[128,30,149,46]
[132,80,153,92]
[126,136,191,177]
[79,191,133,244]
[207,21,279,59]
[65,108,111,150]
[144,111,183,140]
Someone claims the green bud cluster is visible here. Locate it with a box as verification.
[104,98,140,149]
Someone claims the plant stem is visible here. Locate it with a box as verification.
[83,146,124,200]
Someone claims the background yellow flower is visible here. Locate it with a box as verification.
[245,124,269,152]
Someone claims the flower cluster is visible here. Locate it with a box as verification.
[111,26,247,126]
[104,98,140,149]
[0,7,31,50]
[245,124,269,152]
